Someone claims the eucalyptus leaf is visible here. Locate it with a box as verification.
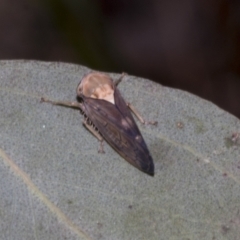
[0,60,240,240]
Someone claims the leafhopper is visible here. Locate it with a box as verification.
[41,72,157,176]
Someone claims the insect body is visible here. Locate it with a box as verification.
[42,72,157,176]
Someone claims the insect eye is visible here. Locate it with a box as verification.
[76,86,82,96]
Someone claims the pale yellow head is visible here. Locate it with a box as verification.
[77,72,115,104]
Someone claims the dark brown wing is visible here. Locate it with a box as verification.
[81,87,154,176]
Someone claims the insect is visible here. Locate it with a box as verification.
[41,72,157,176]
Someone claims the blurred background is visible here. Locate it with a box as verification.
[0,0,239,117]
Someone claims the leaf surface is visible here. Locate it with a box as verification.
[0,60,240,240]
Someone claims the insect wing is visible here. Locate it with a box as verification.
[82,87,154,176]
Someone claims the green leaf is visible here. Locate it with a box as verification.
[1,60,240,239]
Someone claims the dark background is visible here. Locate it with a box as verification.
[1,0,240,117]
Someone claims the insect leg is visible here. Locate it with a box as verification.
[127,102,158,125]
[41,97,84,110]
[114,72,127,86]
[82,119,105,153]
